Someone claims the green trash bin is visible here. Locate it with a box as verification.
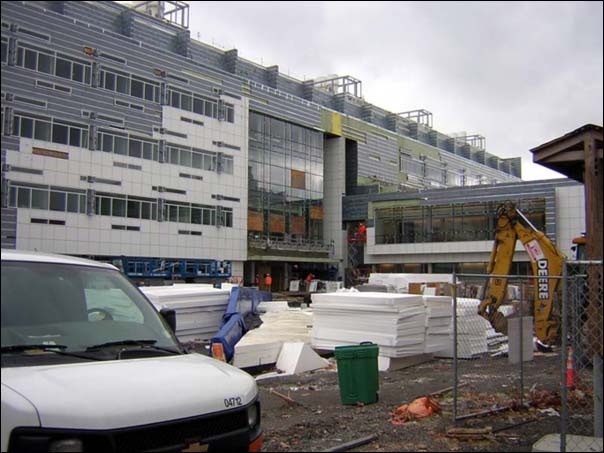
[334,342,379,405]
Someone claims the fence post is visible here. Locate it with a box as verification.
[560,260,568,452]
[453,270,458,421]
[519,299,524,408]
[595,354,603,438]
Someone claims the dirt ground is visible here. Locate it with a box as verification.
[254,352,594,452]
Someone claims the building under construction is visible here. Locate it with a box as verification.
[1,1,583,290]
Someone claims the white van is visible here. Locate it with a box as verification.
[1,250,262,452]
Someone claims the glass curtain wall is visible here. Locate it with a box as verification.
[375,199,546,244]
[248,112,324,243]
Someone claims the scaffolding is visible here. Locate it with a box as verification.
[130,1,190,29]
[311,75,363,98]
[397,109,433,129]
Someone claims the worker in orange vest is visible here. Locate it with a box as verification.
[265,273,273,292]
[305,273,314,292]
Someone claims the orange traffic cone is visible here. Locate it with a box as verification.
[211,343,226,362]
[566,346,578,388]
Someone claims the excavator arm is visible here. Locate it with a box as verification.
[478,202,564,345]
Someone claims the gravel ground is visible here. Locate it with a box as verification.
[255,352,594,452]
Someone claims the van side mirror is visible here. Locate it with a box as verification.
[160,308,177,334]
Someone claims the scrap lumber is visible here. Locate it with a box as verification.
[325,435,378,452]
[269,388,301,406]
[446,427,493,441]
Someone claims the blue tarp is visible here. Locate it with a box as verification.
[210,287,272,362]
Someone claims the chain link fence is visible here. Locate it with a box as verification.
[450,262,603,452]
[562,260,603,452]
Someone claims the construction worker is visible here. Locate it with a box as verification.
[265,273,273,292]
[305,273,314,292]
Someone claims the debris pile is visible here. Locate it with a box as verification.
[391,397,441,425]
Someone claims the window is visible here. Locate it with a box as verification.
[112,136,125,155]
[101,68,159,102]
[168,87,222,121]
[1,37,7,64]
[222,156,234,175]
[52,123,69,145]
[55,57,71,79]
[38,52,52,74]
[112,199,126,217]
[99,197,111,216]
[69,128,82,147]
[31,189,49,210]
[127,200,140,219]
[103,71,116,91]
[13,113,88,147]
[16,45,92,84]
[17,187,31,207]
[130,79,144,98]
[129,139,142,158]
[178,206,190,223]
[49,191,66,211]
[67,193,80,213]
[167,144,222,173]
[34,120,51,141]
[97,130,158,161]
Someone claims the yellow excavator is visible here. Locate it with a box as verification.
[478,201,564,346]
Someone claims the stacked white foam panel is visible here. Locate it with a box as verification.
[368,273,454,293]
[311,292,426,357]
[435,298,489,358]
[140,285,230,342]
[486,305,514,356]
[423,296,453,353]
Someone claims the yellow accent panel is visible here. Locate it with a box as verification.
[331,112,342,136]
[321,110,343,136]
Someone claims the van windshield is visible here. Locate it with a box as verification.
[1,261,179,356]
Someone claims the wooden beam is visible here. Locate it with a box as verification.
[584,133,603,357]
[539,150,584,163]
[531,134,586,163]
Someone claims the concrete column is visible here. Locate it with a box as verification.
[323,136,345,277]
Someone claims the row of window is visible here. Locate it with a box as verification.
[249,112,322,148]
[95,194,158,220]
[399,154,485,187]
[165,203,233,227]
[167,144,234,175]
[10,111,234,175]
[8,184,234,228]
[169,87,234,123]
[13,112,89,148]
[7,42,233,122]
[100,68,159,103]
[9,185,87,213]
[15,42,92,85]
[374,200,546,244]
[98,129,159,161]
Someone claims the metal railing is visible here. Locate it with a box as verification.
[248,234,334,255]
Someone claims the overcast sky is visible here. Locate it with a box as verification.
[187,1,603,181]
